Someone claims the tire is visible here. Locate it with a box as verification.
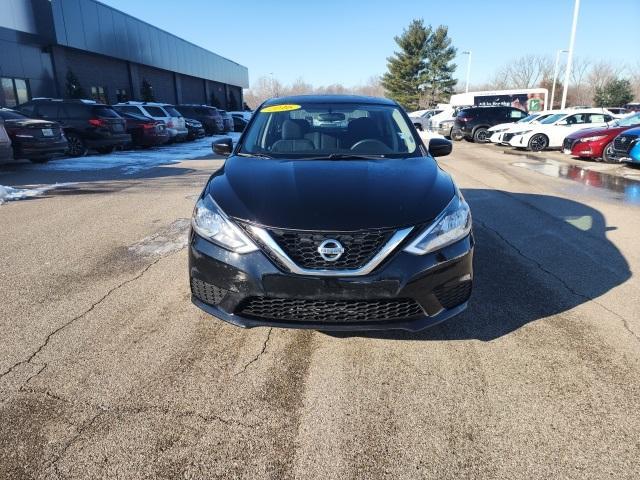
[96,146,115,154]
[601,141,616,163]
[450,129,464,141]
[528,133,549,152]
[66,133,88,157]
[473,127,489,143]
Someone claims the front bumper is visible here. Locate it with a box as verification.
[569,139,607,158]
[189,231,474,331]
[509,135,528,148]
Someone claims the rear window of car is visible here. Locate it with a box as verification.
[0,109,27,120]
[92,106,121,118]
[164,106,181,117]
[142,106,167,117]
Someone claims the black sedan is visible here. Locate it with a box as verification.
[120,112,170,148]
[189,95,473,331]
[0,108,67,163]
[185,118,206,140]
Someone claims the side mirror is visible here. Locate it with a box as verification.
[212,137,233,156]
[429,137,452,157]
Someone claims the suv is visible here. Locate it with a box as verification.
[454,106,528,142]
[175,105,224,135]
[113,102,187,142]
[18,99,130,156]
[190,95,473,331]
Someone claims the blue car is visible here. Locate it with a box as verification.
[611,126,640,163]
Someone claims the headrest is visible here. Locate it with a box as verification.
[282,119,302,140]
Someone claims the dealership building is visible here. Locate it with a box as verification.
[0,0,249,109]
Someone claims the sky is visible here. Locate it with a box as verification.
[100,0,640,89]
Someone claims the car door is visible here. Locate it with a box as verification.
[551,113,589,146]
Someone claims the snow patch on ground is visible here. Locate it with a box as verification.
[128,218,191,258]
[0,183,75,205]
[28,132,242,175]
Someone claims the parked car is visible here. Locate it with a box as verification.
[185,118,206,140]
[624,103,640,112]
[0,107,67,162]
[232,115,248,132]
[563,112,640,162]
[191,95,472,331]
[609,126,640,163]
[409,109,443,131]
[454,106,528,142]
[605,107,630,117]
[114,102,187,142]
[229,111,253,122]
[119,112,170,148]
[0,118,13,163]
[629,140,640,164]
[508,109,615,151]
[217,110,233,132]
[18,98,130,157]
[488,111,556,145]
[175,105,224,135]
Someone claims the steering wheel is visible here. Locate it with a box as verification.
[350,139,392,154]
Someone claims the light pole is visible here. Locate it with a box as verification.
[561,0,580,109]
[550,49,568,110]
[269,72,278,97]
[461,51,472,93]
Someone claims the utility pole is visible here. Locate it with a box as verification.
[561,0,580,109]
[462,51,472,93]
[551,49,568,110]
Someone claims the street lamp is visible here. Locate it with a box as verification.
[461,51,472,93]
[269,72,279,97]
[561,0,580,109]
[550,49,568,109]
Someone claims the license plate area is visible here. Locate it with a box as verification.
[42,128,53,137]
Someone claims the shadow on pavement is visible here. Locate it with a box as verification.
[327,189,631,342]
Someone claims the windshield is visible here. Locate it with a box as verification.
[518,114,539,123]
[0,109,28,120]
[614,112,640,127]
[541,113,566,124]
[239,102,419,158]
[164,106,182,117]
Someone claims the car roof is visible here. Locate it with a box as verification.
[261,94,397,107]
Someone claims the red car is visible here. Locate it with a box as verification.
[564,112,640,162]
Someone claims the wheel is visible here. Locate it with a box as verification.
[96,146,115,154]
[528,133,549,152]
[473,127,489,143]
[601,141,616,163]
[66,133,88,157]
[29,158,51,164]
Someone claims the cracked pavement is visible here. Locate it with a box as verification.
[1,143,639,479]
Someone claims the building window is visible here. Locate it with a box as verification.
[116,88,129,103]
[91,86,107,104]
[1,78,30,107]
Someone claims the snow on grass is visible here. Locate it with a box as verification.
[0,183,75,205]
[28,132,242,175]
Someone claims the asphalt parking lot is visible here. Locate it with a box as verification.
[1,141,639,479]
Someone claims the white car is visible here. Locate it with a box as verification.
[114,102,188,141]
[409,109,442,131]
[508,109,615,151]
[488,111,557,145]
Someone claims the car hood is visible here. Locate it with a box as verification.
[566,125,634,140]
[207,155,455,230]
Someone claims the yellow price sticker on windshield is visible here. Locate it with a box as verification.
[261,104,301,113]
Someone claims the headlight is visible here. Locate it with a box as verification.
[192,194,257,253]
[579,135,607,142]
[439,121,453,127]
[404,193,472,255]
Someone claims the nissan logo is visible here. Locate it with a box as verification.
[317,239,345,262]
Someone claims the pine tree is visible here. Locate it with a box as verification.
[593,78,634,107]
[141,79,155,102]
[381,19,431,110]
[65,68,86,99]
[422,26,457,107]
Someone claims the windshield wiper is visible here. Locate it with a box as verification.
[235,152,275,159]
[299,153,387,161]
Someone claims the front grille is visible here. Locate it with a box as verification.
[191,278,228,306]
[238,297,424,323]
[434,281,472,309]
[563,137,577,151]
[613,134,637,154]
[503,133,515,142]
[266,227,395,270]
